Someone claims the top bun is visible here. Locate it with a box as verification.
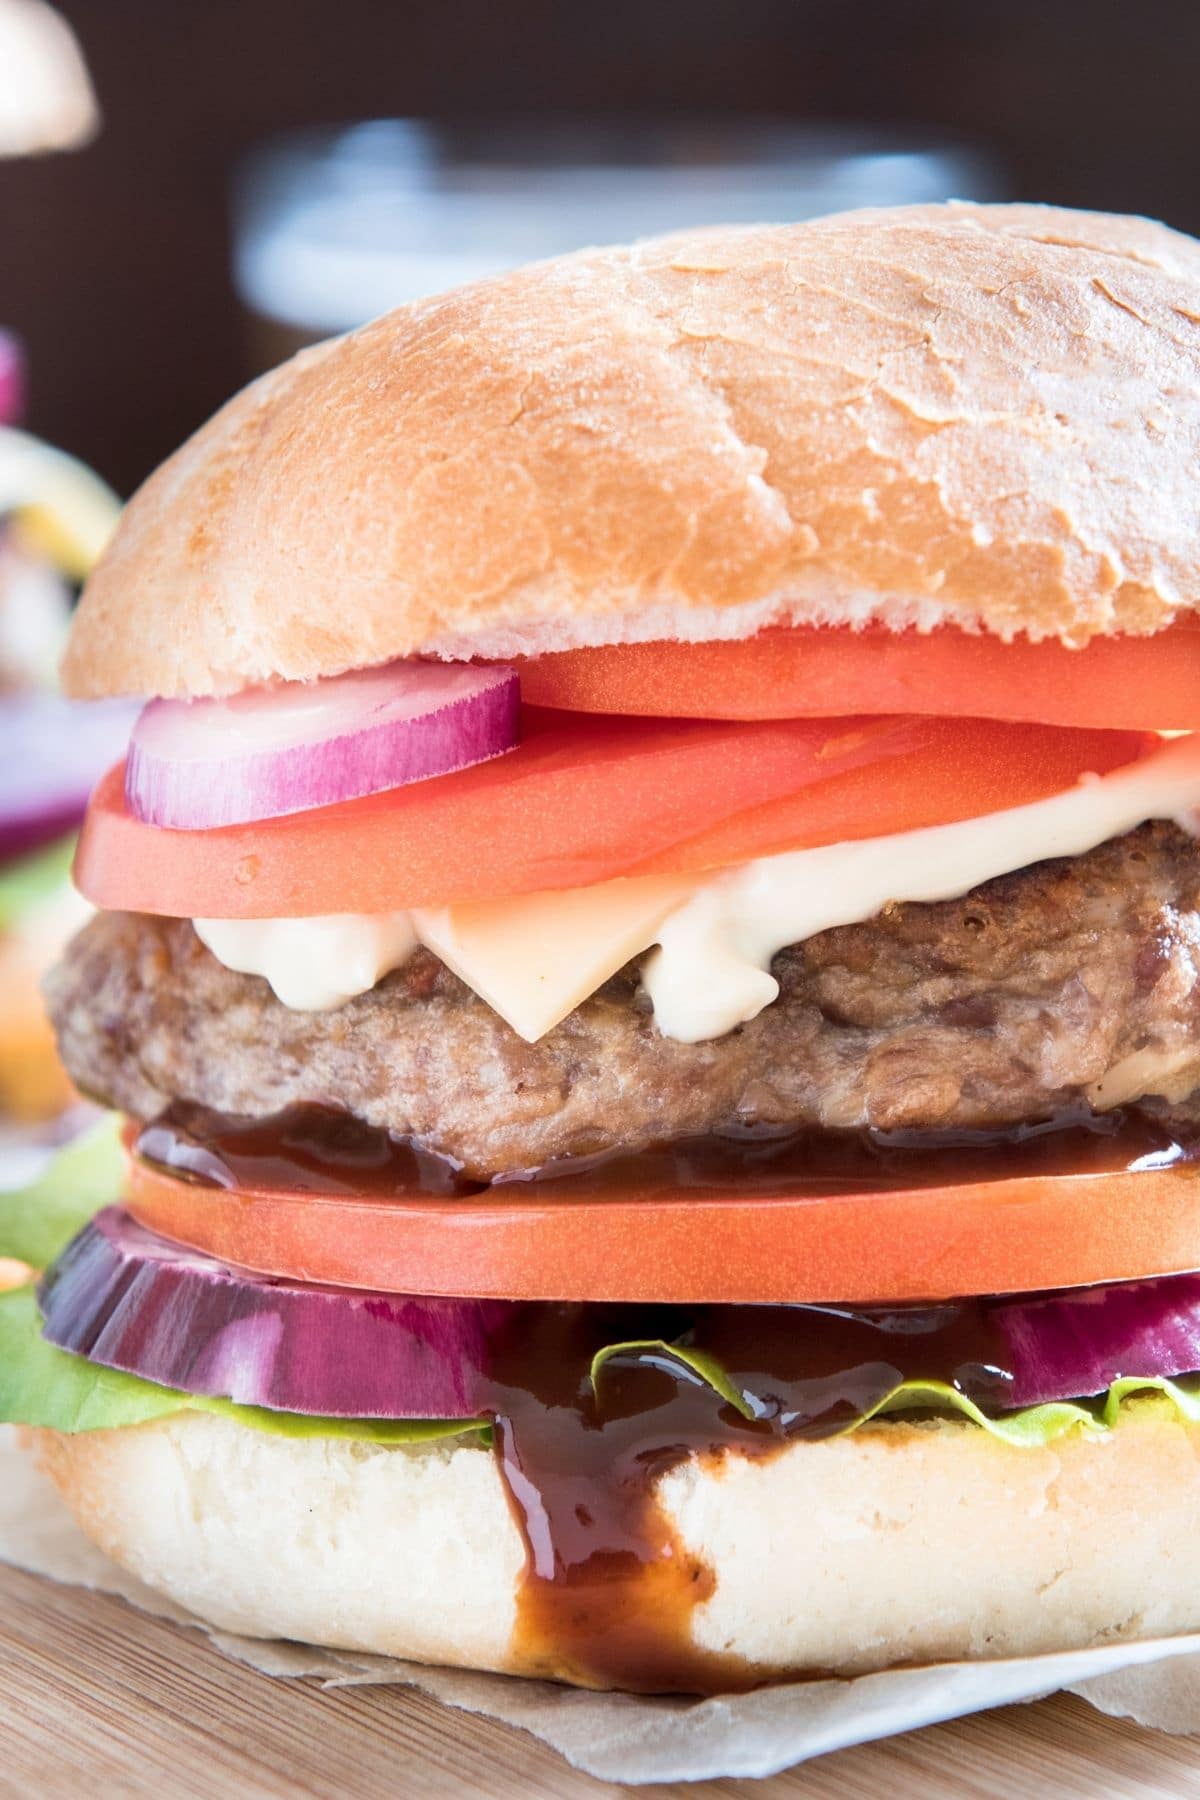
[65,202,1200,699]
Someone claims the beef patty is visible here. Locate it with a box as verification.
[46,823,1200,1179]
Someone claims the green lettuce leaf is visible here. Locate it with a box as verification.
[0,835,75,932]
[865,1373,1200,1442]
[591,1339,757,1418]
[0,1284,489,1446]
[590,1339,1200,1447]
[0,1115,124,1270]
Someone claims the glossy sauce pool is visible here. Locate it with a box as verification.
[472,1297,1017,1690]
[133,1100,1196,1692]
[134,1097,1191,1202]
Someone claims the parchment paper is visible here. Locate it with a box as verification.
[2,1424,1199,1784]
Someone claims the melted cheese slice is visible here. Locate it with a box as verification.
[412,872,695,1042]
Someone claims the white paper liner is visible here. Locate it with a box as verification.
[2,1423,1199,1783]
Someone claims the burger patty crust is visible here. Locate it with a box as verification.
[47,823,1200,1179]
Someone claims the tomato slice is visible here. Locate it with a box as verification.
[125,1138,1200,1304]
[517,619,1200,729]
[75,708,1151,918]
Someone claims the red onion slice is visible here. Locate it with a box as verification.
[0,692,139,863]
[997,1276,1200,1407]
[0,333,23,427]
[38,1209,1200,1424]
[39,1207,518,1418]
[126,659,520,830]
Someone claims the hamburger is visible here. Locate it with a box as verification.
[4,201,1200,1694]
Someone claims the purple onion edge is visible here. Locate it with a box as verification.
[125,670,522,830]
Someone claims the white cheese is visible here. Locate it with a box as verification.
[412,873,695,1043]
[194,732,1200,1044]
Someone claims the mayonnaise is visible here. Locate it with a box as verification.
[195,733,1200,1043]
[645,733,1200,1041]
[194,913,416,1012]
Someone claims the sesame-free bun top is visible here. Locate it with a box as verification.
[65,202,1200,699]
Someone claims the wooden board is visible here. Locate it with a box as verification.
[4,1564,1200,1797]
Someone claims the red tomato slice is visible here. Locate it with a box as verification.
[125,1139,1200,1305]
[75,710,1151,918]
[517,619,1200,729]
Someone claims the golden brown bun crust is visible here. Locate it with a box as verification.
[65,202,1200,698]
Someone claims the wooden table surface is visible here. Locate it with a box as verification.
[5,1565,1200,1798]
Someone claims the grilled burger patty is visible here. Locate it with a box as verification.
[47,823,1200,1179]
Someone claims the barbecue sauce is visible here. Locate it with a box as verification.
[477,1298,1014,1691]
[136,1101,469,1196]
[132,1100,1197,1693]
[135,1098,1193,1204]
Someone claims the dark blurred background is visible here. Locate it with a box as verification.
[1,0,1195,495]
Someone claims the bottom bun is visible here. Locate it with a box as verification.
[31,1402,1200,1688]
